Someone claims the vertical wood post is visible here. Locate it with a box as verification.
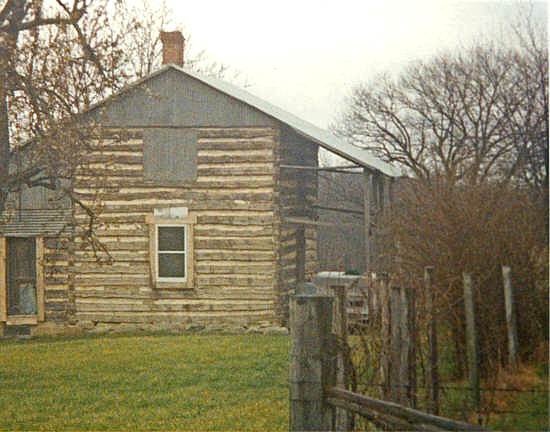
[0,236,6,322]
[290,291,335,431]
[379,273,391,399]
[389,282,402,402]
[409,285,417,408]
[296,226,306,283]
[36,236,45,322]
[424,266,439,415]
[463,272,480,416]
[399,285,410,406]
[332,285,353,431]
[502,266,518,368]
[296,166,307,284]
[363,169,372,275]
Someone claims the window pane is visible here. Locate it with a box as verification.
[158,227,185,251]
[158,253,186,278]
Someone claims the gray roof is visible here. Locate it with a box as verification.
[170,65,397,177]
[88,64,398,177]
[0,209,71,236]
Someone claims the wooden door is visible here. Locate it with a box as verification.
[6,238,37,316]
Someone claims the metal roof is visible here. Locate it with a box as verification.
[169,65,398,177]
[0,209,71,236]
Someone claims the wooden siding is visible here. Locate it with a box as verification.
[71,127,279,328]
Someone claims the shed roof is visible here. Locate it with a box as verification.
[89,64,398,177]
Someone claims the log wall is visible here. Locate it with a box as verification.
[43,237,71,324]
[69,127,282,331]
[276,128,318,325]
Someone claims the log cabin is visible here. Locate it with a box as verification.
[0,31,396,336]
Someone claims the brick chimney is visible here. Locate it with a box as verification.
[160,31,185,66]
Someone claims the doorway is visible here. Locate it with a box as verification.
[6,237,37,316]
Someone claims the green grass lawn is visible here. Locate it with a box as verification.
[0,333,289,431]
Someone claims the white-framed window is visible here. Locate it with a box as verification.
[156,224,187,282]
[146,211,196,289]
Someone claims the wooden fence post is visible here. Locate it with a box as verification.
[379,273,391,400]
[331,285,353,431]
[399,285,411,406]
[409,286,417,409]
[463,272,480,417]
[389,283,402,402]
[502,265,519,368]
[289,291,335,431]
[424,266,439,415]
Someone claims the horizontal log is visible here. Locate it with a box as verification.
[99,202,273,213]
[75,210,275,225]
[198,128,276,139]
[195,238,273,251]
[45,302,67,312]
[199,139,274,151]
[88,150,142,157]
[93,228,149,237]
[197,275,272,287]
[96,130,143,141]
[85,154,143,164]
[45,277,68,285]
[77,169,142,178]
[198,166,273,176]
[195,226,273,237]
[86,162,143,171]
[73,310,276,323]
[44,253,69,261]
[197,288,275,300]
[152,303,273,313]
[75,287,151,296]
[75,176,274,189]
[90,143,143,152]
[72,263,150,274]
[45,311,68,322]
[197,151,275,167]
[73,288,275,301]
[73,276,150,286]
[199,149,272,157]
[74,236,148,244]
[196,250,275,261]
[76,191,274,203]
[74,250,149,260]
[197,215,273,225]
[196,262,274,275]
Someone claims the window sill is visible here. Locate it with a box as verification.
[154,281,194,290]
[6,315,38,325]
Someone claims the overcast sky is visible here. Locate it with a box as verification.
[161,1,547,129]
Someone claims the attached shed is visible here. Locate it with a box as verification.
[0,33,395,335]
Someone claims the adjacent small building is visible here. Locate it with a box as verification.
[0,32,395,336]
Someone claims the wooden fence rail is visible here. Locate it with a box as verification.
[327,387,485,431]
[289,285,488,431]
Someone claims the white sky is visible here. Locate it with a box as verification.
[160,0,547,129]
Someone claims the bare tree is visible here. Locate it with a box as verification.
[334,14,549,375]
[337,46,545,188]
[0,0,132,214]
[0,0,235,253]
